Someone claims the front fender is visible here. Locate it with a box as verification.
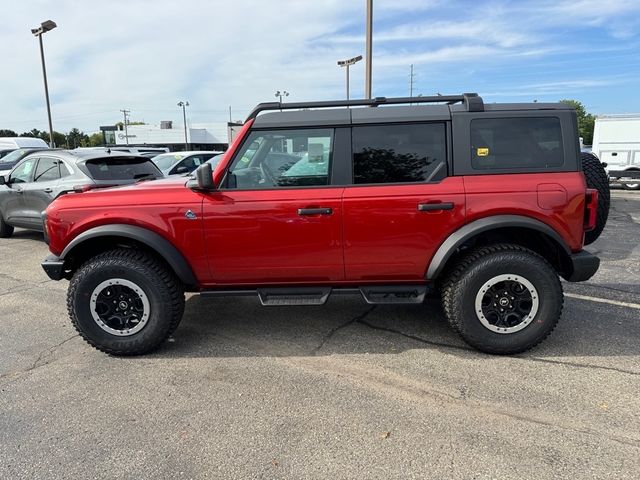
[59,224,197,286]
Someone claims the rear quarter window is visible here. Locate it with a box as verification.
[471,117,564,170]
[84,156,162,180]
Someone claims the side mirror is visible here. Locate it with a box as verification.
[195,163,215,191]
[0,175,5,186]
[175,166,189,174]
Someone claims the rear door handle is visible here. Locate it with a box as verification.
[43,188,53,193]
[298,207,333,216]
[418,202,454,212]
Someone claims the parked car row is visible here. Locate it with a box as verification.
[0,143,228,238]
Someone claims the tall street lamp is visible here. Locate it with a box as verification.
[31,19,57,147]
[337,55,362,101]
[275,90,289,103]
[177,101,189,151]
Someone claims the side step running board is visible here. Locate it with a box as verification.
[359,285,427,304]
[201,285,429,306]
[257,287,331,306]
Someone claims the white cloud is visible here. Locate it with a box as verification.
[0,0,638,133]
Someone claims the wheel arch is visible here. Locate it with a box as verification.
[427,215,573,281]
[60,224,198,288]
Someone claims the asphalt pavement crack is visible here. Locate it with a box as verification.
[0,334,79,385]
[356,318,468,352]
[524,357,640,377]
[312,306,376,355]
[356,319,640,377]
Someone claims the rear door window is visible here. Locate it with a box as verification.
[352,123,447,184]
[84,156,162,180]
[471,117,564,170]
[34,157,62,182]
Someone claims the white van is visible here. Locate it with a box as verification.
[592,115,640,190]
[0,137,49,151]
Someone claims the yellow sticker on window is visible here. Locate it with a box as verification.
[477,147,489,157]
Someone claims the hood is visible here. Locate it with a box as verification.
[50,175,201,210]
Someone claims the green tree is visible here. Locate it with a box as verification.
[66,128,89,149]
[20,128,46,139]
[559,99,595,145]
[88,132,103,147]
[51,131,67,148]
[0,129,18,137]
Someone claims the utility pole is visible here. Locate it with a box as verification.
[409,64,415,98]
[365,0,373,99]
[229,105,232,123]
[177,101,189,151]
[119,109,130,146]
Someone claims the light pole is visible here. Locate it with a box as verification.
[177,101,189,151]
[365,0,373,99]
[275,90,289,103]
[337,55,362,102]
[31,19,57,147]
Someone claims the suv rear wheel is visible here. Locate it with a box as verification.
[67,248,185,355]
[441,244,563,354]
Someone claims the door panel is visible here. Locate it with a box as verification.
[342,177,465,281]
[202,188,344,284]
[21,156,62,229]
[2,157,38,226]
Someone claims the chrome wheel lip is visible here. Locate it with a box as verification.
[474,274,539,334]
[90,278,150,337]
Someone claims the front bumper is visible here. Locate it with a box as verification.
[565,251,600,282]
[41,254,65,281]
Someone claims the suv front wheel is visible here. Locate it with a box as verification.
[441,244,563,354]
[67,248,185,355]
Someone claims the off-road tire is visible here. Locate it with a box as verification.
[0,212,14,238]
[67,248,185,355]
[441,244,563,355]
[581,152,610,244]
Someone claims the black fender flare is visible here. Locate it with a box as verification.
[60,224,197,286]
[426,215,571,280]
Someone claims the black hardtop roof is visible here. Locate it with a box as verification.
[250,94,573,128]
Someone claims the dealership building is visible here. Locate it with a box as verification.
[100,120,229,151]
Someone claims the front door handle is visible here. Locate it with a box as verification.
[298,207,333,216]
[418,202,454,212]
[43,188,53,193]
[14,188,23,195]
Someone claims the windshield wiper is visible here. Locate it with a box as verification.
[134,173,159,182]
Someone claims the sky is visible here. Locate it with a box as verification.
[1,0,639,135]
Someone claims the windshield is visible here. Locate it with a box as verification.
[0,149,43,165]
[153,153,183,171]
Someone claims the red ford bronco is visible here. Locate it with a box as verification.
[41,94,608,355]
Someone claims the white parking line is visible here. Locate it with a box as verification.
[565,292,640,310]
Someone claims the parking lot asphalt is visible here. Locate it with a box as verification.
[1,190,639,480]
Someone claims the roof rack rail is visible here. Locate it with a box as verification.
[245,93,483,121]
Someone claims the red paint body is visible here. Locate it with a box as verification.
[46,166,589,288]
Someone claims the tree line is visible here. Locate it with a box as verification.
[0,128,103,148]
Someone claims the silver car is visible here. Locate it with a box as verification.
[0,150,163,237]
